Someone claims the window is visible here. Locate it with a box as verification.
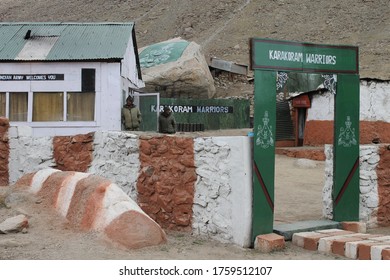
[82,69,95,92]
[67,92,95,121]
[2,68,97,123]
[33,92,63,121]
[9,92,28,121]
[0,92,5,117]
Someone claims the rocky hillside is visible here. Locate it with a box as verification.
[1,0,389,84]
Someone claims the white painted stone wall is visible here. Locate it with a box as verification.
[7,130,253,247]
[88,131,140,201]
[307,80,390,121]
[193,136,252,247]
[323,145,379,227]
[8,126,56,184]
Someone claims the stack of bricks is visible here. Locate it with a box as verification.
[292,223,390,260]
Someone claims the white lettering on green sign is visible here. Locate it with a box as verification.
[305,53,336,65]
[269,50,337,65]
[269,50,303,63]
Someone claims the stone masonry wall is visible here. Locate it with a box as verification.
[377,145,390,226]
[193,137,233,242]
[6,128,252,245]
[137,135,196,232]
[53,133,94,172]
[8,127,55,184]
[0,117,9,186]
[324,145,381,228]
[88,131,140,201]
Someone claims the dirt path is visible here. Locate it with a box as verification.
[274,155,325,224]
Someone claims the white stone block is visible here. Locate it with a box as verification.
[345,240,377,259]
[371,244,390,260]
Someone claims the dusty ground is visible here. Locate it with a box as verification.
[1,153,389,260]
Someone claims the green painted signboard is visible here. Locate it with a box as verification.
[139,41,190,68]
[138,97,250,131]
[250,38,360,244]
[250,38,359,74]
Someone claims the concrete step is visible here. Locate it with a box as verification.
[273,220,341,241]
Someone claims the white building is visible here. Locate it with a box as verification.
[0,22,144,136]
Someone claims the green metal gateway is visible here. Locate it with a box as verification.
[250,38,360,242]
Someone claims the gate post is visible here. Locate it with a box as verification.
[252,70,277,240]
[333,74,360,221]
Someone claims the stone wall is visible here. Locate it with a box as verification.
[53,133,94,172]
[0,117,9,186]
[377,145,390,226]
[8,126,55,184]
[137,135,196,232]
[194,136,252,247]
[6,128,252,246]
[89,131,140,201]
[324,145,385,228]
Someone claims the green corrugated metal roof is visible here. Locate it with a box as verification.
[0,22,134,61]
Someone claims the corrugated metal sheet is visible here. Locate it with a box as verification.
[0,22,134,61]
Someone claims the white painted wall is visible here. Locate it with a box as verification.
[89,131,140,201]
[307,80,390,122]
[193,136,252,247]
[121,34,145,89]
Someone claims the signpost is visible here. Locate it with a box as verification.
[250,38,360,241]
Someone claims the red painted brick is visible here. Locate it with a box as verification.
[340,222,366,233]
[255,233,285,253]
[382,249,390,260]
[303,233,328,251]
[358,242,383,260]
[332,237,364,256]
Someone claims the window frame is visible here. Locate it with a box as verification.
[3,90,98,127]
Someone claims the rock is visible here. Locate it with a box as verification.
[139,37,216,99]
[0,214,29,234]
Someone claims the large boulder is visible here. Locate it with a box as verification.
[139,38,216,99]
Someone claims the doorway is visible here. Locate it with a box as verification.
[250,38,360,241]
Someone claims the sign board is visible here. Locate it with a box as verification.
[250,38,359,74]
[0,74,64,81]
[292,95,311,108]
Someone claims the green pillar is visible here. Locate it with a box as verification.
[252,70,276,241]
[333,74,360,221]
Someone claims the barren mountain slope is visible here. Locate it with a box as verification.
[0,0,389,80]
